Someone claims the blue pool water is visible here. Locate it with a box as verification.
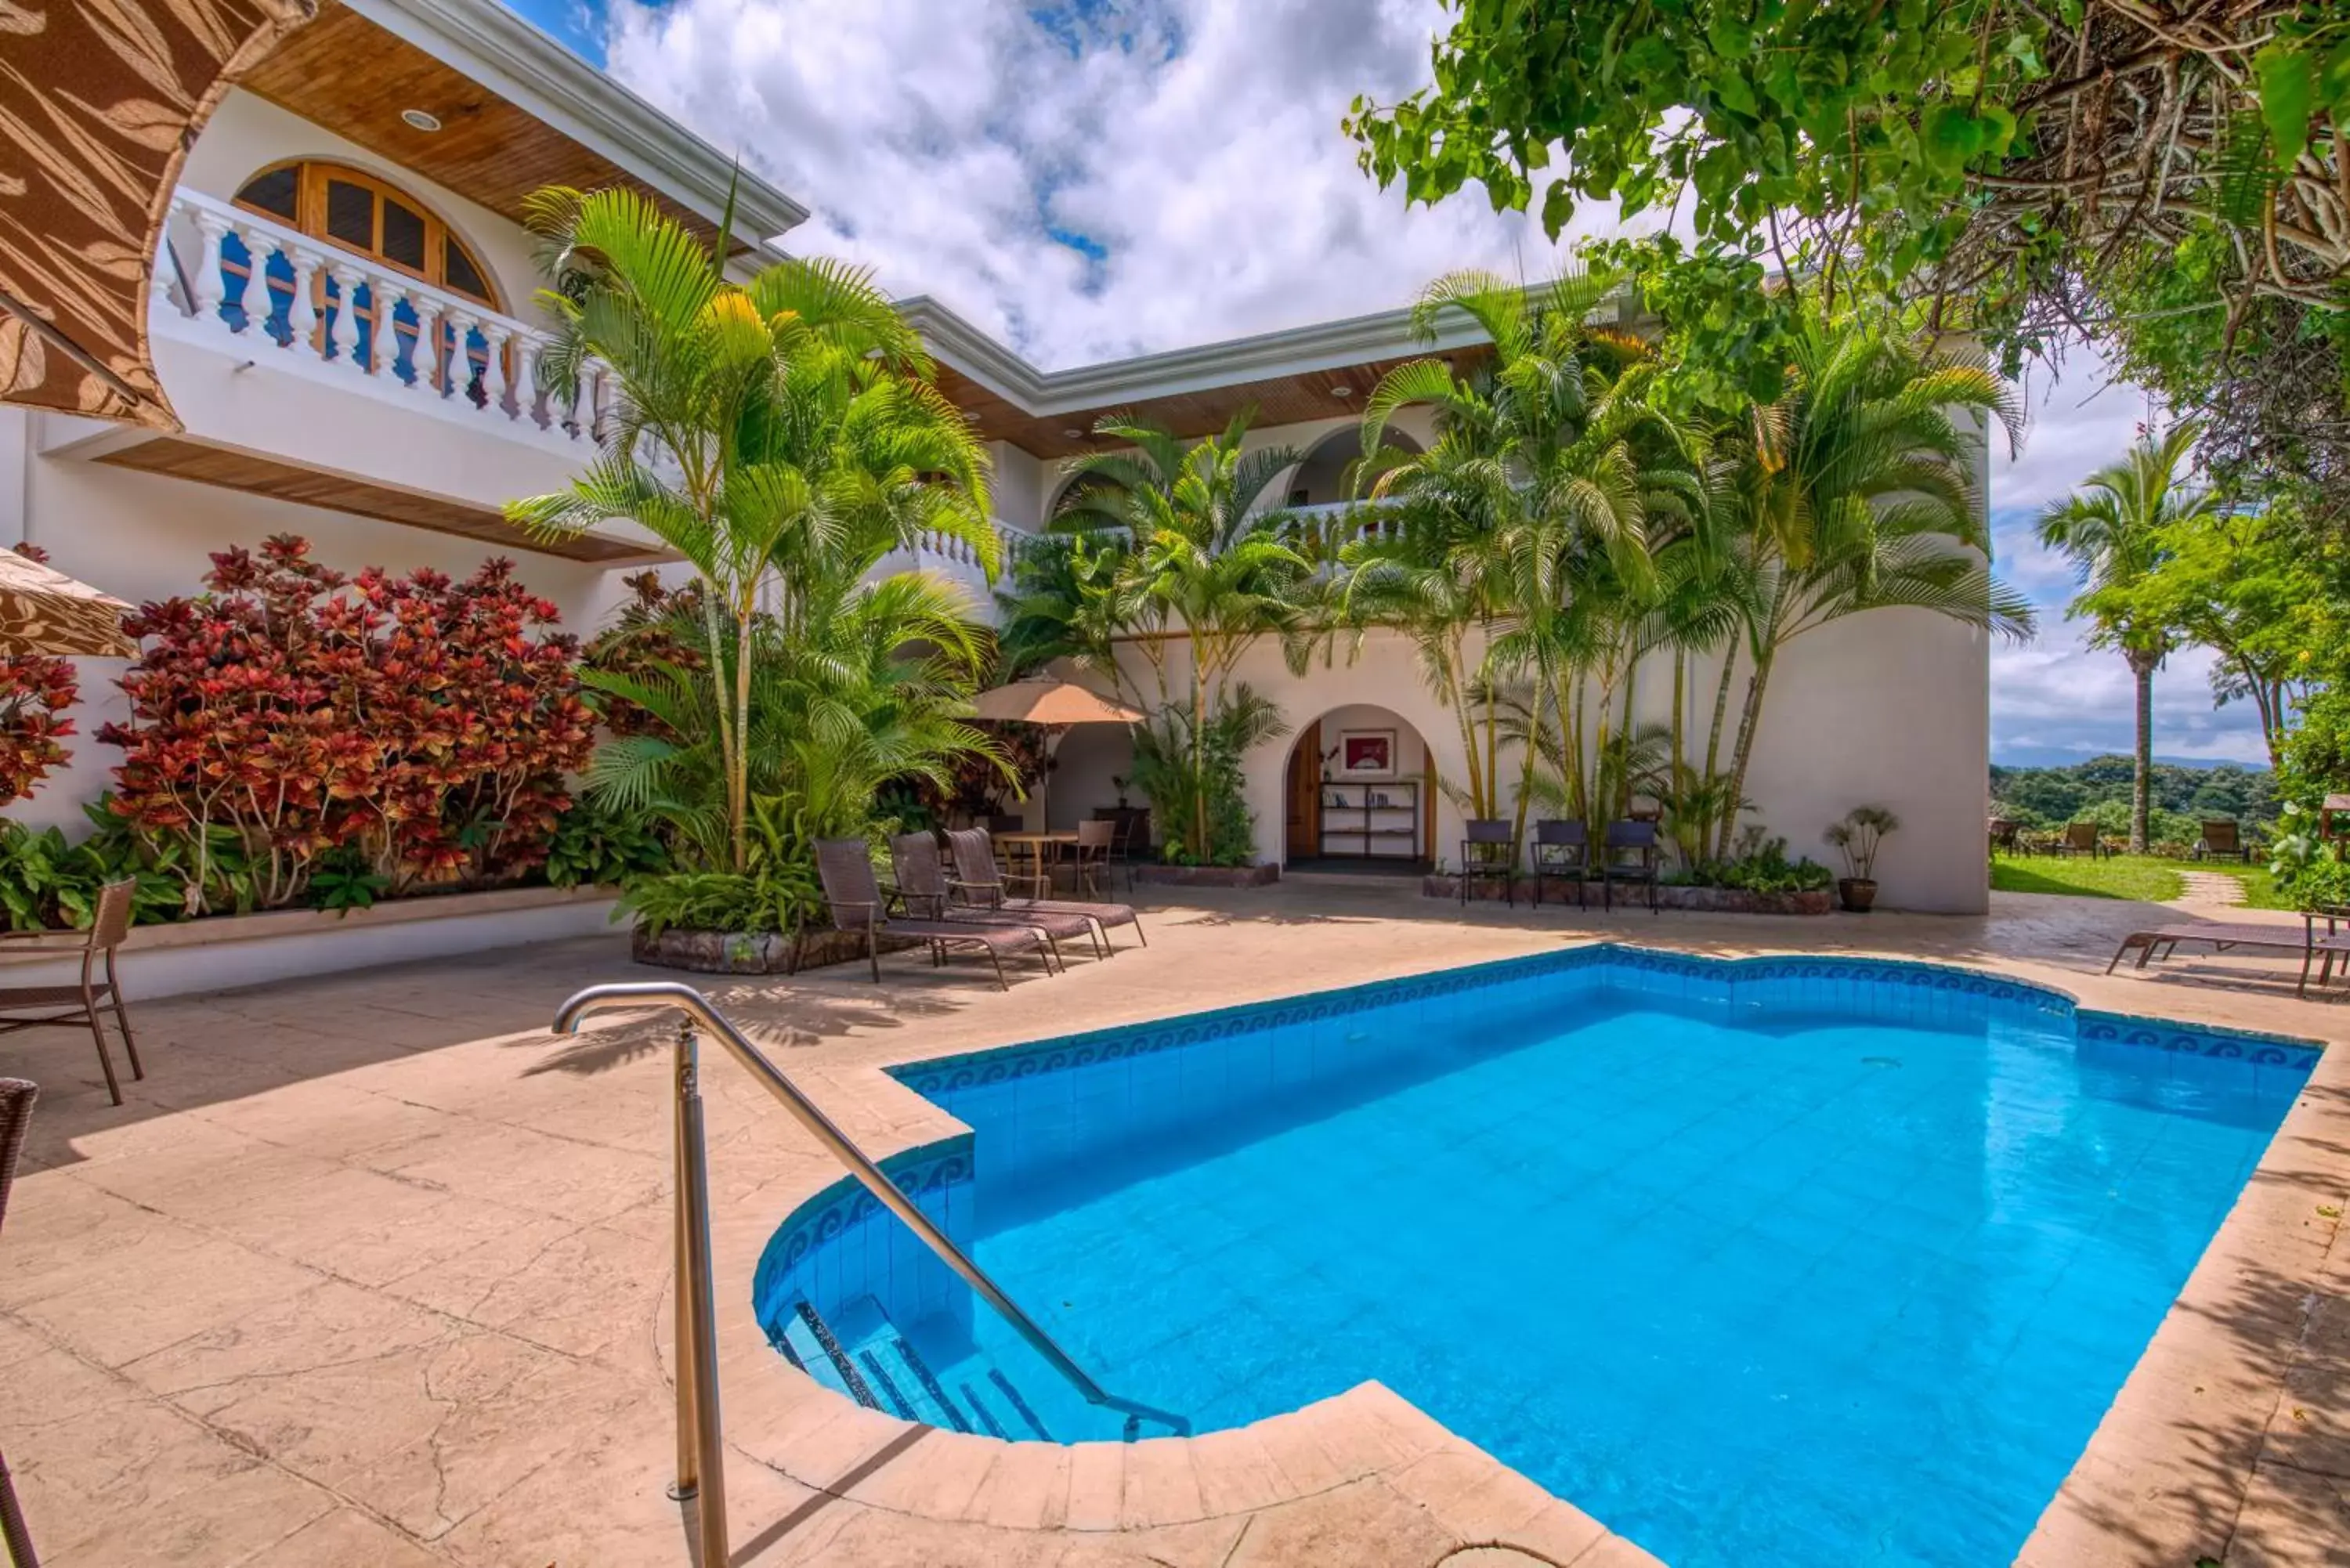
[756,950,2315,1568]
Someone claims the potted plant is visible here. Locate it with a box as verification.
[1825,806,1900,912]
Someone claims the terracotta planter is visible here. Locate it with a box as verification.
[1838,877,1878,913]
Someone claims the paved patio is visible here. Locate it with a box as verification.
[2,880,2344,1566]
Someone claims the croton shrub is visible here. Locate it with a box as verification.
[0,544,77,806]
[100,534,594,912]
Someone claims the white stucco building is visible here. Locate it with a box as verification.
[0,0,1993,915]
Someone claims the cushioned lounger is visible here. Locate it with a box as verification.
[889,833,1101,963]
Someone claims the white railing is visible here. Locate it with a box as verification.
[153,187,605,449]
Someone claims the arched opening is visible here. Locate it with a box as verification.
[214,158,505,404]
[1046,471,1123,527]
[1282,425,1423,508]
[1282,703,1435,873]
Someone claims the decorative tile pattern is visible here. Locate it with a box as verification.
[2076,1010,2323,1070]
[752,1134,974,1334]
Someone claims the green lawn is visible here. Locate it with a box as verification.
[1990,852,2288,908]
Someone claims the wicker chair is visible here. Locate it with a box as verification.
[812,839,1053,990]
[945,829,1147,951]
[0,880,143,1106]
[1530,820,1592,909]
[1459,820,1517,906]
[888,833,1098,964]
[2,1078,39,1568]
[1601,821,1662,912]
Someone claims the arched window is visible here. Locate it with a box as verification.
[233,160,499,307]
[213,161,504,403]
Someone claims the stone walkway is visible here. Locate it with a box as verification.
[2173,869,2252,911]
[0,883,2343,1566]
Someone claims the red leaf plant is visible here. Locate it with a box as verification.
[0,544,78,806]
[99,535,592,911]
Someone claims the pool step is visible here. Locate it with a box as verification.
[775,1295,1053,1442]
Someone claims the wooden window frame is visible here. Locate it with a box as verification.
[231,159,502,312]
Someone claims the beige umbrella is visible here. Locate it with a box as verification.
[0,0,316,428]
[968,676,1144,829]
[0,548,136,656]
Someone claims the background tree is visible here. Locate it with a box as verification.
[2036,424,2220,851]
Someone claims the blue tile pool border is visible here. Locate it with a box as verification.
[885,942,2325,1099]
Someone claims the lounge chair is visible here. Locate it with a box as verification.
[1530,819,1591,909]
[2052,822,2107,859]
[1601,821,1661,913]
[2106,909,2350,998]
[1459,820,1516,906]
[1,1078,38,1568]
[2194,820,2254,863]
[0,879,144,1105]
[945,829,1147,950]
[812,839,1054,990]
[889,833,1100,963]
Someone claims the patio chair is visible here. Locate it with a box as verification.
[0,880,143,1107]
[1,1078,37,1568]
[1530,819,1592,910]
[2106,906,2350,999]
[1071,819,1119,898]
[1459,820,1516,906]
[2194,820,2254,863]
[812,839,1054,991]
[888,833,1099,963]
[945,829,1147,951]
[1601,821,1662,913]
[2052,822,2106,860]
[1092,807,1151,887]
[1988,818,2023,858]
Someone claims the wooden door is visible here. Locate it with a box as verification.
[1284,720,1321,861]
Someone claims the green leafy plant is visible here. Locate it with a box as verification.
[307,844,390,915]
[543,796,671,889]
[1824,806,1900,883]
[1126,688,1287,866]
[1671,831,1833,894]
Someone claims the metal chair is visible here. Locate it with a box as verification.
[1530,819,1592,909]
[1,1077,39,1567]
[1072,818,1118,897]
[0,880,143,1106]
[1601,821,1661,913]
[1459,820,1517,906]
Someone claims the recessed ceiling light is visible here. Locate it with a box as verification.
[1062,428,1084,439]
[1330,385,1353,397]
[400,108,443,132]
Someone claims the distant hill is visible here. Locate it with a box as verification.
[1992,745,2269,770]
[1990,755,2277,838]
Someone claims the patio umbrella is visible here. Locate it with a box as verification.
[967,676,1144,829]
[0,549,136,657]
[0,0,316,428]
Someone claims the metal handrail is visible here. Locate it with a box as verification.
[551,983,1185,1562]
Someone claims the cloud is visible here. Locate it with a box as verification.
[598,0,1632,367]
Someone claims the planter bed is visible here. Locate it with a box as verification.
[1421,875,1832,915]
[1131,862,1282,888]
[0,884,620,1000]
[631,924,922,975]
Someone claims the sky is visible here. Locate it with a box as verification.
[500,0,2270,769]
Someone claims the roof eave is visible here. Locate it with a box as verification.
[347,0,810,245]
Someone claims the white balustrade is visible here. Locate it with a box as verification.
[156,186,575,448]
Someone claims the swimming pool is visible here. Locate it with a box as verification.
[754,945,2316,1567]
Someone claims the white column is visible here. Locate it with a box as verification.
[443,310,481,405]
[491,324,524,419]
[149,233,179,315]
[373,277,418,387]
[322,262,361,369]
[189,210,232,318]
[286,247,324,357]
[513,333,544,427]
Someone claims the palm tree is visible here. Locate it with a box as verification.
[508,185,995,870]
[1346,265,1697,836]
[1054,413,1314,859]
[1713,313,2036,858]
[2036,421,2216,851]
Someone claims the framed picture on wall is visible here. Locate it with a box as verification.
[1338,728,1397,779]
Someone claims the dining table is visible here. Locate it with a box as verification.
[991,829,1079,894]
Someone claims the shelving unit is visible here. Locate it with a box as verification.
[1317,779,1422,862]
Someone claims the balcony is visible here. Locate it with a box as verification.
[46,188,667,565]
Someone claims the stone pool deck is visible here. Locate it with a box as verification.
[1,882,2343,1566]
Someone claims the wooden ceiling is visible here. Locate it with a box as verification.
[941,347,1491,461]
[96,438,668,564]
[239,2,723,245]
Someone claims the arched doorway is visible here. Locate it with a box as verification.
[1282,703,1437,872]
[1282,425,1423,508]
